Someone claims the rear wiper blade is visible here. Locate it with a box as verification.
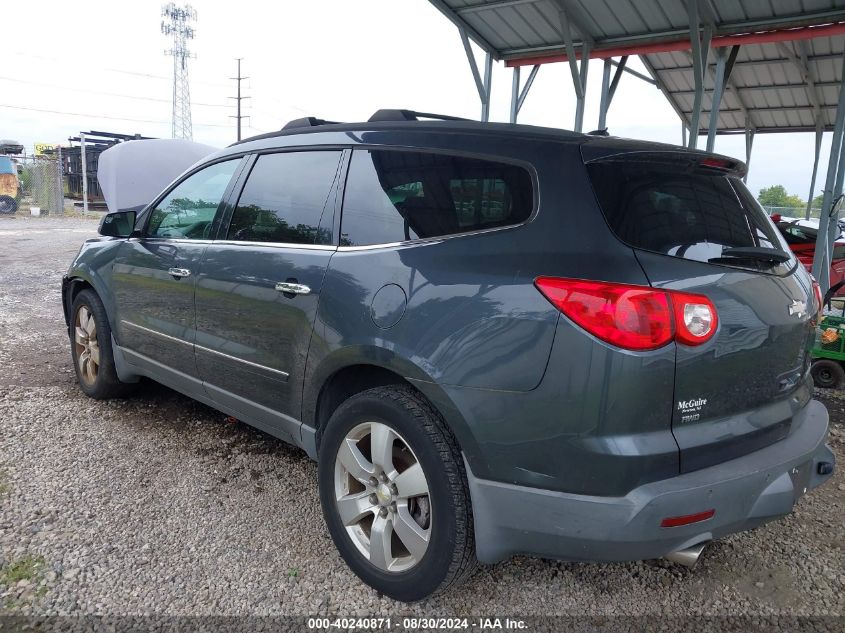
[710,246,791,264]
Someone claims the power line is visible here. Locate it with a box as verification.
[9,50,229,87]
[0,103,232,128]
[104,67,229,87]
[0,75,227,108]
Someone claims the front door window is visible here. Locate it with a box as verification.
[148,160,240,240]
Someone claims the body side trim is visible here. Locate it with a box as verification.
[121,319,291,379]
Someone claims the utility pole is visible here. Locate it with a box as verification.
[162,3,197,140]
[229,58,250,142]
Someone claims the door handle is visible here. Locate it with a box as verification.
[275,281,311,295]
[168,267,191,279]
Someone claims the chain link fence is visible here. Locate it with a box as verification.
[761,205,823,219]
[17,157,64,215]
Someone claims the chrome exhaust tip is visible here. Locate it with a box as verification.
[664,542,708,568]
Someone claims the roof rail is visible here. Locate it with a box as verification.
[282,116,341,130]
[368,109,469,123]
[587,128,610,136]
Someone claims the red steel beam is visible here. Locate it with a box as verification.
[505,21,845,68]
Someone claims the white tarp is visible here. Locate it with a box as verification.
[97,139,218,214]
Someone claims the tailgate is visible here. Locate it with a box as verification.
[584,148,818,473]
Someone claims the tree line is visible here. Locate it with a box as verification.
[757,185,823,216]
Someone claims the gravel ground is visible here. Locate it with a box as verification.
[0,215,843,617]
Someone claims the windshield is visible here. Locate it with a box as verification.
[586,158,795,274]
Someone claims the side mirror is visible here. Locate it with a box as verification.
[98,210,136,238]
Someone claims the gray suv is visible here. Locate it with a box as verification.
[63,110,836,601]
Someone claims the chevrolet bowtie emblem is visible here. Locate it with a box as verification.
[788,299,807,318]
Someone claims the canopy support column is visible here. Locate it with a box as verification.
[459,27,493,122]
[598,56,627,131]
[687,0,712,149]
[574,40,590,132]
[706,46,739,152]
[812,51,845,292]
[744,126,755,183]
[806,123,824,219]
[682,123,687,147]
[509,64,540,123]
[481,52,493,122]
[510,67,520,124]
[558,5,590,132]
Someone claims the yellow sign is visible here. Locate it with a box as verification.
[34,143,56,157]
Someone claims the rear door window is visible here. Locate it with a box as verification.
[227,151,342,245]
[340,149,533,246]
[586,158,793,273]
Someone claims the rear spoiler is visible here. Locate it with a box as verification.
[580,142,747,179]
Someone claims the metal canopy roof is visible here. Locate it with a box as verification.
[430,0,845,133]
[644,31,845,134]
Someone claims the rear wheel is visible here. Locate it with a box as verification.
[318,385,477,601]
[811,359,845,389]
[70,289,135,399]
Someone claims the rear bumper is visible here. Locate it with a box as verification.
[468,399,834,564]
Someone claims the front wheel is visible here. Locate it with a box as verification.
[70,289,135,399]
[318,385,477,601]
[811,359,845,389]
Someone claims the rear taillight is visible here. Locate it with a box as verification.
[534,278,718,351]
[533,278,672,350]
[671,292,718,346]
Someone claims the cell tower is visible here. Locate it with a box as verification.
[161,3,197,140]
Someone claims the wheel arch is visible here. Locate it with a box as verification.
[304,350,480,470]
[63,268,119,338]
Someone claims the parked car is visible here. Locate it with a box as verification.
[63,111,836,601]
[772,214,845,295]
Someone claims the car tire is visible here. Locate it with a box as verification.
[811,359,845,389]
[0,195,17,214]
[70,289,135,399]
[318,385,478,602]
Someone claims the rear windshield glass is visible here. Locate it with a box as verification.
[586,159,793,272]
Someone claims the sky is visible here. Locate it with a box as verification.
[0,0,837,203]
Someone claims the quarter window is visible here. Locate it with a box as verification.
[227,151,342,245]
[340,150,533,246]
[148,160,239,240]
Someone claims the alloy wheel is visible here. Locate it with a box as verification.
[74,305,100,386]
[333,421,432,573]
